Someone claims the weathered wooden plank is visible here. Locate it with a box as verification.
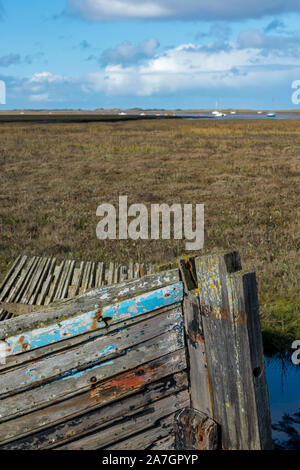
[2,281,183,356]
[107,262,114,285]
[113,264,119,285]
[36,258,56,305]
[88,262,96,290]
[0,351,187,446]
[74,262,85,296]
[179,258,212,416]
[0,256,27,303]
[20,257,43,304]
[133,263,140,279]
[147,264,154,275]
[0,309,183,397]
[128,262,134,280]
[58,391,189,450]
[54,260,71,301]
[0,273,181,351]
[106,414,175,450]
[140,263,145,277]
[68,267,79,298]
[26,258,48,304]
[174,408,218,450]
[80,262,90,293]
[2,371,188,450]
[95,262,104,288]
[0,303,181,371]
[0,256,22,299]
[119,266,127,282]
[47,261,65,304]
[150,434,175,450]
[29,258,52,305]
[0,303,46,316]
[6,257,38,304]
[195,252,273,450]
[19,257,42,303]
[0,326,185,423]
[61,260,76,300]
[230,271,273,450]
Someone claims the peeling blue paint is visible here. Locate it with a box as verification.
[6,283,183,356]
[60,360,115,381]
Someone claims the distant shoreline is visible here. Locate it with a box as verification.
[1,109,300,115]
[0,110,300,124]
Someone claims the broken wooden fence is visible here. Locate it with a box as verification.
[0,251,273,450]
[0,256,152,320]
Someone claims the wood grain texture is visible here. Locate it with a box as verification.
[174,408,218,450]
[0,257,156,322]
[195,252,273,450]
[179,258,212,416]
[0,308,183,397]
[56,391,189,450]
[106,413,176,450]
[0,320,185,423]
[0,351,187,447]
[0,302,181,371]
[0,269,179,341]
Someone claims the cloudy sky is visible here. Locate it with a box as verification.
[1,0,300,109]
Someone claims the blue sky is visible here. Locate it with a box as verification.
[1,0,300,109]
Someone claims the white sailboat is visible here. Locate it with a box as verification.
[212,100,226,117]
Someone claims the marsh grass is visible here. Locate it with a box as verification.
[0,118,299,351]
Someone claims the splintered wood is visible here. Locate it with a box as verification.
[0,256,154,320]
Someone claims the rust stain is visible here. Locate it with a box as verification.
[201,305,247,324]
[18,335,29,353]
[196,423,205,450]
[188,328,204,346]
[90,364,151,401]
[89,307,104,331]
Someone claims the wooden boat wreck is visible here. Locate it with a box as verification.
[0,251,273,450]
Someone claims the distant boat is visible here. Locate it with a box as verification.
[212,111,226,117]
[266,113,276,118]
[212,99,226,117]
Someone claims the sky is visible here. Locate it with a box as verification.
[1,0,300,109]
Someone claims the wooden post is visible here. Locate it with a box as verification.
[192,252,273,450]
[175,408,218,450]
[179,259,212,417]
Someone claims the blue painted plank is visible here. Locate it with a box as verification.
[6,282,183,356]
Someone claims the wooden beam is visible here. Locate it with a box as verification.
[174,408,218,450]
[0,351,187,446]
[179,258,212,416]
[0,269,180,344]
[194,252,273,450]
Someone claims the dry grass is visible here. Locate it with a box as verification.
[0,118,299,350]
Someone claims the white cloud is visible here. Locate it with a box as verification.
[29,93,50,102]
[237,29,300,53]
[6,32,300,107]
[85,41,300,97]
[28,71,68,83]
[101,38,159,65]
[67,0,168,20]
[66,0,300,21]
